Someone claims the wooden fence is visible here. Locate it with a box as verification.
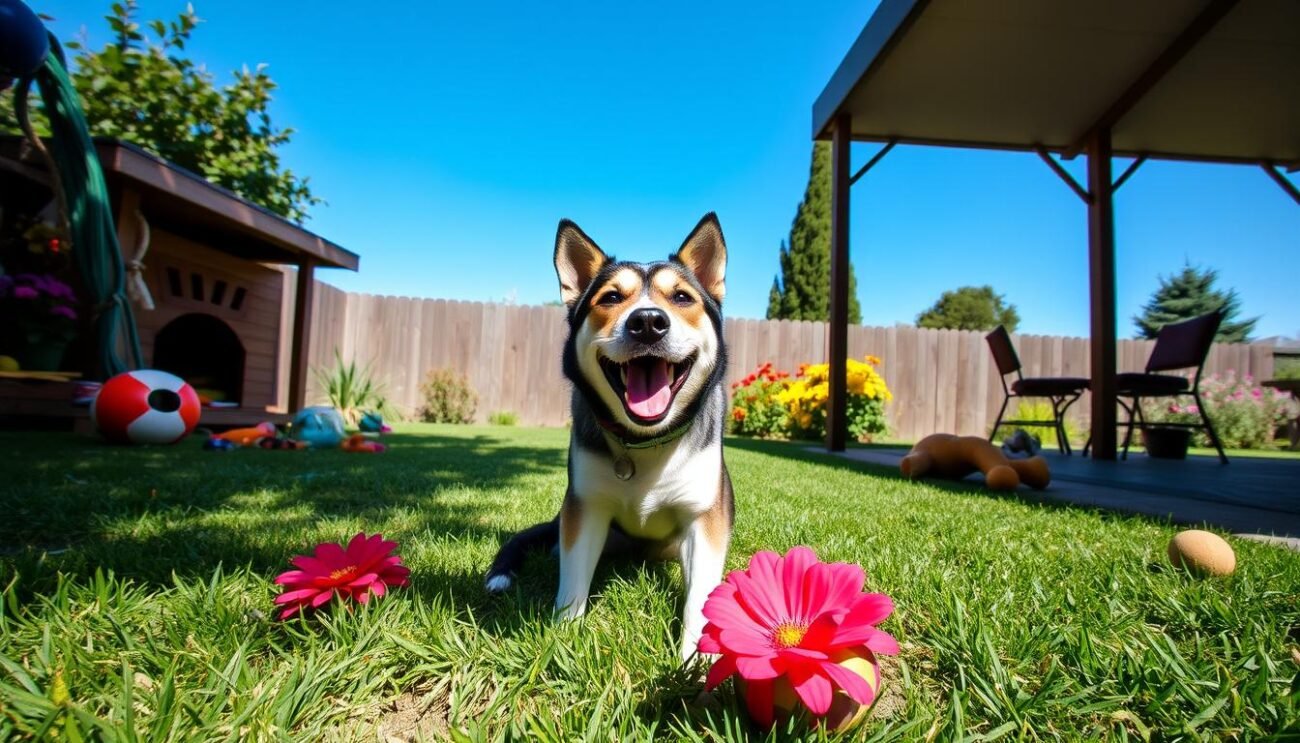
[285,283,1274,441]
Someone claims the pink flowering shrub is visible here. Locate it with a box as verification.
[1142,370,1297,449]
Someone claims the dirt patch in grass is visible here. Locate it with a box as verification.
[871,654,906,720]
[376,690,450,743]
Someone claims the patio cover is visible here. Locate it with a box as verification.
[811,0,1300,458]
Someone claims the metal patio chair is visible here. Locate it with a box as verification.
[1117,310,1228,464]
[986,326,1090,455]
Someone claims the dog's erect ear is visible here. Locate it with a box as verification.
[674,212,726,304]
[554,220,609,307]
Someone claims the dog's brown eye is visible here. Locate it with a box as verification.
[598,290,623,305]
[672,290,694,305]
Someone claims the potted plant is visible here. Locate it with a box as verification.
[0,273,79,371]
[1141,425,1191,459]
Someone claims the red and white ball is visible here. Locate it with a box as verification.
[91,370,201,445]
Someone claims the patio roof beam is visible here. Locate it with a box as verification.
[1111,156,1148,193]
[1087,129,1119,460]
[827,113,853,452]
[849,139,897,186]
[1261,163,1300,206]
[1035,147,1091,204]
[1062,0,1239,161]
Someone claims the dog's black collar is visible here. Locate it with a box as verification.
[596,416,692,450]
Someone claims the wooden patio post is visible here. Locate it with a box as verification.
[288,258,316,412]
[1086,129,1118,459]
[826,113,852,452]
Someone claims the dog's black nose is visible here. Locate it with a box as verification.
[626,307,670,343]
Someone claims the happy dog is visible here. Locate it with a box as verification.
[485,213,734,661]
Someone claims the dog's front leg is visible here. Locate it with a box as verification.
[678,518,729,662]
[555,494,609,620]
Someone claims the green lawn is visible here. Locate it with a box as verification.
[2,424,1298,740]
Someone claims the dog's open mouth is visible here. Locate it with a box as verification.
[599,354,695,424]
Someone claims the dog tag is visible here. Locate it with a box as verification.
[613,457,635,480]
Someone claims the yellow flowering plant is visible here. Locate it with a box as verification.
[777,356,893,442]
[729,356,893,442]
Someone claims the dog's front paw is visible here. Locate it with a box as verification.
[553,599,587,622]
[484,573,513,593]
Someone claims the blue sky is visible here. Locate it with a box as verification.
[37,0,1299,339]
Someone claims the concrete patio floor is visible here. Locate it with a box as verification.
[834,447,1300,548]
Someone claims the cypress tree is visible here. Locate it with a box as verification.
[1133,265,1257,343]
[766,143,861,323]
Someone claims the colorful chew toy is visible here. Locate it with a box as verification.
[900,433,1050,490]
[341,434,386,453]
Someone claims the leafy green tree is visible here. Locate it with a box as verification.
[1133,265,1256,343]
[917,285,1019,332]
[766,142,861,324]
[2,1,319,222]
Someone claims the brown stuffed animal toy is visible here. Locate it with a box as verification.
[900,433,1050,491]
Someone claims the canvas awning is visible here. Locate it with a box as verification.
[811,0,1299,458]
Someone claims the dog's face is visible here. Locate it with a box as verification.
[555,214,727,436]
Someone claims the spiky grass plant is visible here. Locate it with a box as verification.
[312,348,399,427]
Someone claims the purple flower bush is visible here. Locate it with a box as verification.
[0,273,80,341]
[1143,370,1298,450]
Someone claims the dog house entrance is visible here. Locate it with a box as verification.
[153,313,246,405]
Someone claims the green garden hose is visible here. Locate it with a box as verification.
[14,37,142,377]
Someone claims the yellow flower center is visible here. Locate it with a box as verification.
[771,622,807,648]
[328,565,357,582]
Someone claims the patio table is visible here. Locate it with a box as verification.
[1263,379,1300,449]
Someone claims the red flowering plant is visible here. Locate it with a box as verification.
[728,362,792,438]
[273,532,410,619]
[700,546,898,730]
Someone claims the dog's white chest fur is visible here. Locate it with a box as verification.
[571,439,720,540]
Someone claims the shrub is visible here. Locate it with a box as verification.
[1000,400,1081,448]
[418,368,477,424]
[1141,370,1298,450]
[312,349,396,427]
[778,356,893,443]
[1275,355,1300,381]
[489,410,519,426]
[729,363,792,438]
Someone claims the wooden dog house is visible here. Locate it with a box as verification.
[0,138,359,426]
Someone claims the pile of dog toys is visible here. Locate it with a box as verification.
[203,410,390,453]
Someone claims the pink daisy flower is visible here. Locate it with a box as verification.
[700,546,898,728]
[273,532,410,619]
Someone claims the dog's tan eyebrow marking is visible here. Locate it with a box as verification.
[648,266,705,325]
[651,270,683,296]
[611,269,641,296]
[588,269,641,305]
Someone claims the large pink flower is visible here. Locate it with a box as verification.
[273,532,410,619]
[700,547,898,728]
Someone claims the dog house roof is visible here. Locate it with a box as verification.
[0,136,357,270]
[95,139,358,270]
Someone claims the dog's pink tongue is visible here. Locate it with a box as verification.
[625,359,672,418]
